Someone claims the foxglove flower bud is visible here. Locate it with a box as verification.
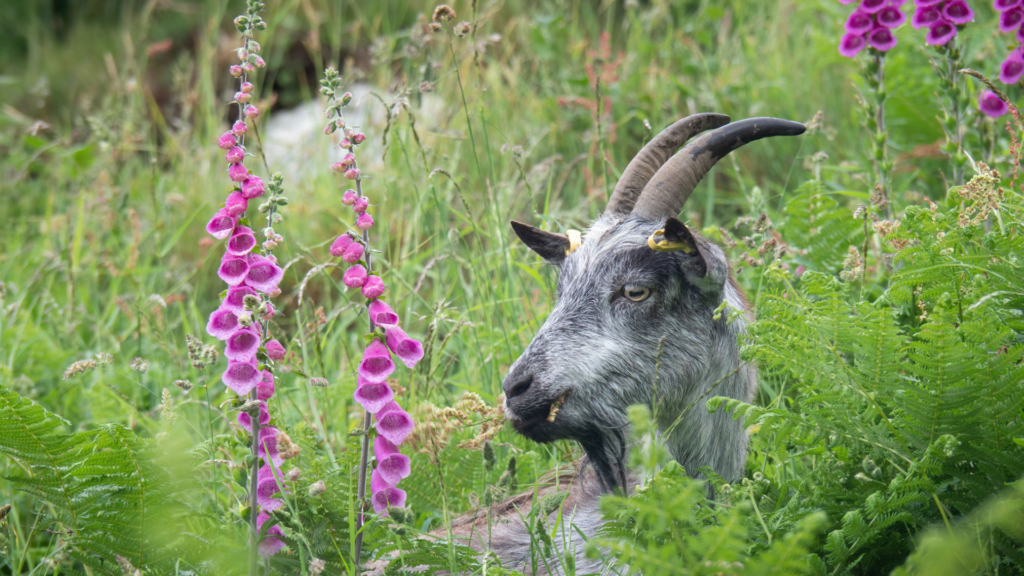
[341,189,357,205]
[331,233,354,257]
[237,47,249,61]
[235,91,251,104]
[385,325,424,369]
[353,375,394,413]
[230,65,244,77]
[266,339,286,360]
[253,55,266,68]
[341,91,353,104]
[241,81,254,93]
[356,212,374,230]
[242,62,256,74]
[232,120,248,136]
[226,146,245,163]
[374,436,411,485]
[249,41,261,54]
[342,241,364,263]
[331,161,345,173]
[353,197,369,213]
[218,132,237,150]
[362,275,385,298]
[344,168,360,180]
[375,400,414,445]
[341,153,356,166]
[368,300,400,328]
[353,132,366,144]
[245,105,260,119]
[343,264,367,288]
[358,339,395,383]
[257,370,276,400]
[229,163,249,182]
[340,138,352,149]
[225,190,248,217]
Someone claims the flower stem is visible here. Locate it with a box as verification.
[248,401,261,576]
[352,157,375,571]
[863,49,892,219]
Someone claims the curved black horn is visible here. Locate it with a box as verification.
[605,113,731,215]
[630,117,806,222]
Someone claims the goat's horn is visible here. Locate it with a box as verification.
[605,113,731,216]
[630,117,806,222]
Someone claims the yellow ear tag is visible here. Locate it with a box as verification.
[647,229,695,254]
[566,229,582,256]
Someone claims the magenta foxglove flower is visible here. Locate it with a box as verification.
[256,512,286,557]
[218,132,237,150]
[342,241,365,263]
[223,285,258,312]
[241,175,265,199]
[225,190,248,217]
[1000,8,1023,32]
[368,299,400,328]
[258,426,283,466]
[374,436,411,485]
[867,26,898,50]
[362,275,385,299]
[839,32,868,57]
[356,212,374,231]
[245,105,260,119]
[912,5,941,27]
[345,168,360,180]
[925,18,957,45]
[257,370,276,400]
[358,339,396,383]
[352,196,369,213]
[223,359,262,395]
[385,326,424,369]
[266,339,286,361]
[229,162,249,182]
[207,307,240,340]
[206,209,238,240]
[839,0,907,57]
[341,153,356,166]
[847,10,874,33]
[342,189,357,205]
[232,120,248,136]
[238,400,270,431]
[245,254,284,292]
[241,81,254,93]
[219,256,251,286]
[331,233,354,257]
[256,463,286,511]
[370,468,407,514]
[226,327,262,362]
[996,0,1022,10]
[877,5,907,26]
[942,0,974,22]
[343,264,367,288]
[376,400,414,445]
[1001,50,1024,83]
[354,376,395,414]
[227,226,257,256]
[860,0,888,11]
[230,65,243,77]
[353,132,366,145]
[226,146,245,163]
[340,138,352,149]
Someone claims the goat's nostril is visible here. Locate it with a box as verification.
[505,374,533,400]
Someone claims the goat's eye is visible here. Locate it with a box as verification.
[623,284,651,302]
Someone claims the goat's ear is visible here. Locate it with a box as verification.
[511,220,571,265]
[661,217,708,278]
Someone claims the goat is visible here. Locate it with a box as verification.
[370,114,805,574]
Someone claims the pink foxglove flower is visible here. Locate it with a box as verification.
[241,175,265,199]
[219,256,251,286]
[942,0,974,22]
[230,64,243,77]
[368,299,400,327]
[342,241,364,263]
[207,308,241,340]
[354,375,395,414]
[356,212,374,231]
[358,339,396,383]
[996,0,1022,9]
[385,326,424,369]
[239,401,270,431]
[257,370,276,400]
[218,132,237,149]
[256,512,286,557]
[352,196,369,213]
[256,464,285,511]
[258,426,283,466]
[266,339,286,360]
[362,275,385,299]
[342,189,357,205]
[375,400,414,445]
[225,191,249,217]
[226,327,262,362]
[353,132,366,144]
[206,209,238,240]
[241,81,254,93]
[999,8,1024,32]
[226,146,245,163]
[245,254,284,292]
[223,359,262,395]
[345,168,360,180]
[373,436,411,485]
[979,90,1009,117]
[245,105,260,118]
[1001,50,1024,83]
[912,5,941,27]
[227,226,257,256]
[331,233,354,257]
[232,120,248,136]
[223,285,258,312]
[370,468,407,514]
[839,0,906,57]
[343,264,367,288]
[229,162,249,182]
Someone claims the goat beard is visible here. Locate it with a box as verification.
[578,424,629,494]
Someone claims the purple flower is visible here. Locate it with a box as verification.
[245,254,284,292]
[942,0,974,22]
[226,327,261,362]
[218,256,251,286]
[256,463,286,511]
[996,0,1022,10]
[345,168,360,180]
[342,189,357,205]
[218,132,237,150]
[331,233,354,257]
[241,176,265,199]
[226,146,245,164]
[352,197,369,213]
[245,105,260,119]
[912,5,942,27]
[376,400,414,445]
[258,426,283,466]
[358,339,395,383]
[232,120,248,136]
[223,359,262,395]
[368,299,400,328]
[1000,8,1024,31]
[343,264,367,288]
[374,436,411,485]
[206,209,238,240]
[860,0,888,12]
[839,32,868,57]
[257,370,276,400]
[256,512,286,557]
[225,191,248,217]
[238,400,270,431]
[266,339,286,361]
[877,5,907,27]
[866,25,898,50]
[223,285,258,312]
[356,212,374,231]
[979,90,1009,117]
[385,326,424,369]
[342,242,365,263]
[362,275,386,299]
[1001,51,1024,83]
[207,307,240,340]
[915,0,944,6]
[226,226,256,256]
[926,18,957,45]
[354,375,395,413]
[229,162,249,182]
[370,468,407,514]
